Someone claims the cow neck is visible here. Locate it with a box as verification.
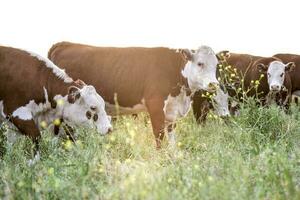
[179,74,191,95]
[173,59,191,97]
[45,71,74,106]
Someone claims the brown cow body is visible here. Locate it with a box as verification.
[0,46,73,144]
[0,46,112,161]
[48,42,219,148]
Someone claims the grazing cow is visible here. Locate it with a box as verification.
[0,46,112,161]
[192,52,294,122]
[48,42,219,148]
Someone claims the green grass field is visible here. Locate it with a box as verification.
[1,102,300,200]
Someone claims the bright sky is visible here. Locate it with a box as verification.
[1,0,300,57]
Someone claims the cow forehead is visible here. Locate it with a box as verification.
[268,61,285,74]
[80,85,105,106]
[194,46,218,64]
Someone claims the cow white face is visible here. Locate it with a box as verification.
[257,61,295,92]
[181,46,219,93]
[212,88,230,117]
[60,85,112,135]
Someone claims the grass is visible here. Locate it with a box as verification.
[1,102,300,200]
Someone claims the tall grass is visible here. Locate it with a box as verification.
[1,103,300,199]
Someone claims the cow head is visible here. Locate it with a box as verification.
[257,61,295,92]
[56,80,112,135]
[181,46,219,93]
[212,88,230,117]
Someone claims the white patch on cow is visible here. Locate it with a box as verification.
[11,87,52,122]
[0,101,6,122]
[12,106,33,120]
[54,85,112,135]
[167,130,176,147]
[292,90,300,97]
[105,99,147,116]
[163,88,192,123]
[24,50,73,83]
[181,46,219,92]
[27,151,40,166]
[267,61,286,92]
[292,90,300,103]
[212,88,230,117]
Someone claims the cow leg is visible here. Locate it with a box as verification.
[146,98,165,149]
[10,117,41,163]
[166,123,176,147]
[193,100,210,124]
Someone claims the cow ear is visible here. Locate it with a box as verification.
[74,79,86,89]
[180,49,194,61]
[217,50,230,61]
[257,63,268,73]
[285,62,295,72]
[68,86,81,104]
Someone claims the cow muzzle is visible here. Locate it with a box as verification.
[270,85,281,92]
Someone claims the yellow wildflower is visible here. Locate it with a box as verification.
[56,99,64,106]
[53,118,61,126]
[40,121,47,129]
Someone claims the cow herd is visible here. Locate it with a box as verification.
[1,42,300,162]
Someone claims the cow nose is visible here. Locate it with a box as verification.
[220,113,230,119]
[271,85,280,91]
[208,82,219,91]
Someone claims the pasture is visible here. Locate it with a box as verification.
[1,100,300,200]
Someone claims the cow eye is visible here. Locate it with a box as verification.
[93,114,98,122]
[198,62,204,67]
[86,111,92,119]
[280,73,284,77]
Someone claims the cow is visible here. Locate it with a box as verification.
[192,52,295,122]
[48,42,220,148]
[0,46,112,162]
[273,54,300,94]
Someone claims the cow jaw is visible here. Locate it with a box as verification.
[181,46,219,93]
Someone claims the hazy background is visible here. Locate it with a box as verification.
[1,0,299,57]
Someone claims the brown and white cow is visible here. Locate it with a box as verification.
[192,52,295,122]
[48,42,220,148]
[273,54,300,95]
[0,46,112,162]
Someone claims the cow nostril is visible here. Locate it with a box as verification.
[271,85,280,91]
[86,111,92,119]
[93,114,98,122]
[107,128,113,134]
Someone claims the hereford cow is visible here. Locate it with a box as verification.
[0,46,112,162]
[273,54,300,94]
[48,42,220,148]
[192,52,295,122]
